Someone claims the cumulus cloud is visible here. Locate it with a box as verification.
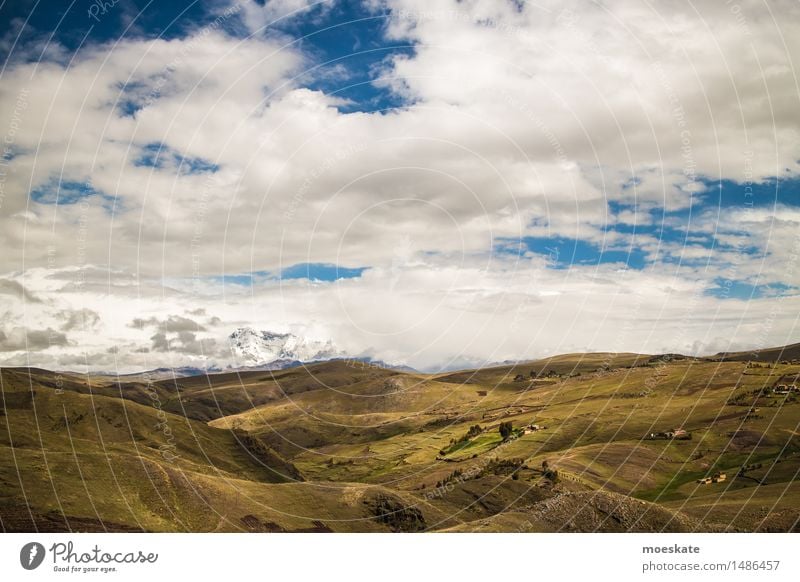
[0,279,41,303]
[119,312,216,357]
[0,0,798,371]
[232,0,335,33]
[149,330,218,355]
[377,0,800,181]
[0,327,69,352]
[0,253,795,372]
[58,308,101,331]
[130,315,206,332]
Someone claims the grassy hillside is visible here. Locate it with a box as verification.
[710,342,800,363]
[2,350,798,532]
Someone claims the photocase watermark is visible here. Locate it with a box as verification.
[396,9,526,39]
[651,60,698,189]
[725,0,753,37]
[136,3,242,111]
[142,372,179,462]
[343,358,395,371]
[70,186,92,296]
[0,87,28,213]
[715,147,755,301]
[44,242,67,395]
[30,541,159,574]
[87,0,122,22]
[501,88,571,332]
[21,540,158,573]
[283,142,367,222]
[397,9,473,22]
[189,173,217,295]
[422,437,521,501]
[19,542,46,570]
[503,89,570,170]
[557,8,627,74]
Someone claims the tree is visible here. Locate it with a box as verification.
[541,459,549,470]
[499,421,513,440]
[465,424,483,439]
[544,468,559,483]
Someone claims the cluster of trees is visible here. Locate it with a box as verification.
[478,457,527,478]
[499,421,514,440]
[541,460,559,482]
[465,424,483,439]
[727,387,771,406]
[738,462,764,477]
[435,468,465,489]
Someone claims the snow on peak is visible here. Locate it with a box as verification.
[229,327,340,365]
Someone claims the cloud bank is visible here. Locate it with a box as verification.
[0,0,799,372]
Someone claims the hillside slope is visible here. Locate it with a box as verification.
[710,342,800,363]
[2,350,799,532]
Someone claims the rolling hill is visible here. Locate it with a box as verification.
[1,346,799,532]
[710,342,800,363]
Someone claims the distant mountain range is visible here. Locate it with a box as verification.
[89,336,800,380]
[227,327,418,373]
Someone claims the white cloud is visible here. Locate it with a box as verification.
[1,0,799,369]
[1,254,798,372]
[232,0,335,34]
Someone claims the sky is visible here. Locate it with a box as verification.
[0,0,799,373]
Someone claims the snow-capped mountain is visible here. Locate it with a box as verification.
[229,327,340,366]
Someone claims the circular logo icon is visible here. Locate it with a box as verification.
[20,542,46,570]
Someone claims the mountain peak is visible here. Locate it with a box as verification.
[229,327,340,365]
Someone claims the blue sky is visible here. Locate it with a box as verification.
[220,262,368,284]
[0,0,211,55]
[133,142,220,173]
[12,1,798,290]
[506,176,800,296]
[2,0,799,370]
[1,0,407,111]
